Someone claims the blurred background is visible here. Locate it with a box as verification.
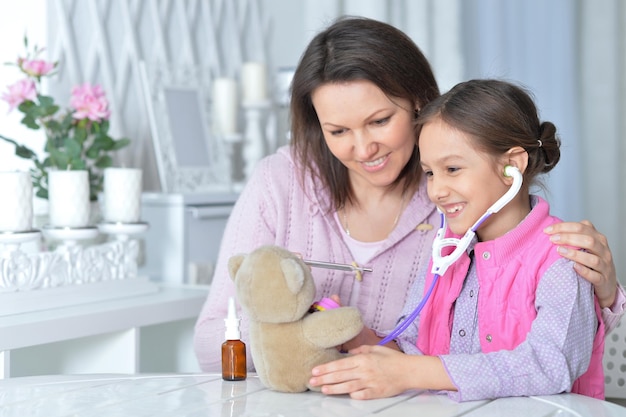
[1,0,624,282]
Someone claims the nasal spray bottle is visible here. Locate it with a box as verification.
[222,297,247,381]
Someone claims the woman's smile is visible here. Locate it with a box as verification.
[361,154,390,171]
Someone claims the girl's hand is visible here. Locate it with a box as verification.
[340,327,388,352]
[327,295,389,351]
[310,346,454,399]
[309,345,413,399]
[545,220,617,308]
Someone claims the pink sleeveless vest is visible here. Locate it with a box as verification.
[417,197,605,399]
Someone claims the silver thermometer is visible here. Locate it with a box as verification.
[303,259,373,273]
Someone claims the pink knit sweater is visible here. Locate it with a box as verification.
[193,146,439,371]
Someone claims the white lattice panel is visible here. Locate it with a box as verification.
[46,0,271,191]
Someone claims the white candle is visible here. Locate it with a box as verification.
[213,77,239,135]
[48,170,90,228]
[103,167,142,223]
[0,171,33,232]
[241,62,267,104]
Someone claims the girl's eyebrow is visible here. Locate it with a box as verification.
[421,154,465,165]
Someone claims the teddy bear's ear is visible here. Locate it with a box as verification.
[227,254,246,281]
[280,258,305,294]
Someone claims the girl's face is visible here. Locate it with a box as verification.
[419,117,518,241]
[311,80,416,191]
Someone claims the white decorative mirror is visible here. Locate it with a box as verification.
[140,62,230,193]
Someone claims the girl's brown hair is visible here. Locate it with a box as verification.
[416,79,561,187]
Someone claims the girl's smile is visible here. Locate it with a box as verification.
[419,117,528,241]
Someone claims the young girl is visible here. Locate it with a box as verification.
[309,79,605,402]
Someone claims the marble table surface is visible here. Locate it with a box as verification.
[0,373,624,417]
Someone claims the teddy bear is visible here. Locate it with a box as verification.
[228,245,364,393]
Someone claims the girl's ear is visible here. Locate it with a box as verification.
[501,146,528,184]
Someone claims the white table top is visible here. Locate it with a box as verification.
[0,373,624,417]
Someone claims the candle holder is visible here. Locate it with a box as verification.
[41,226,100,286]
[97,222,149,280]
[0,165,155,315]
[0,221,157,316]
[41,225,99,246]
[0,230,51,292]
[242,100,272,181]
[220,132,243,187]
[0,222,149,292]
[98,221,149,241]
[0,229,41,252]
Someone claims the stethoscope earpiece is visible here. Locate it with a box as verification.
[504,165,520,178]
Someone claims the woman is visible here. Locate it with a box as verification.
[193,16,624,372]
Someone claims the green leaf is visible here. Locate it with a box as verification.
[21,114,40,130]
[63,137,82,158]
[112,138,131,150]
[15,145,37,159]
[73,125,88,145]
[100,119,110,135]
[86,145,101,159]
[69,158,86,170]
[95,155,113,168]
[36,157,51,169]
[36,188,48,199]
[37,95,55,108]
[42,104,60,117]
[47,119,61,129]
[94,135,114,150]
[17,100,35,113]
[89,120,102,135]
[61,113,74,129]
[49,148,70,169]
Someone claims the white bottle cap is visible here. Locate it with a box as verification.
[224,297,241,340]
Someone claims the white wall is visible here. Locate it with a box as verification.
[2,0,624,281]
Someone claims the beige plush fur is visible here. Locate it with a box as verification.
[228,245,363,393]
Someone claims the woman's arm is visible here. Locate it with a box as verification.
[193,160,280,372]
[544,220,625,332]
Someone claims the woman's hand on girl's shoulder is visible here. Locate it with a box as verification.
[545,220,617,308]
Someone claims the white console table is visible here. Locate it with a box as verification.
[0,285,209,378]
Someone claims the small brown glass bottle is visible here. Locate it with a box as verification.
[222,297,247,381]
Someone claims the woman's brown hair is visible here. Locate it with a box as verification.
[290,16,440,210]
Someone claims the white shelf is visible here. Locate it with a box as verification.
[0,285,210,378]
[0,277,159,318]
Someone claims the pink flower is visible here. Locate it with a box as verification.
[1,79,37,112]
[70,83,111,122]
[19,58,56,77]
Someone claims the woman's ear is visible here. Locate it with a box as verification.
[501,146,528,184]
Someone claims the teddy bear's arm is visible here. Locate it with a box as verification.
[302,307,363,349]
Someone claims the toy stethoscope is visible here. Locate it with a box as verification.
[378,165,523,345]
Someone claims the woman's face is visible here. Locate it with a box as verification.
[311,80,416,191]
